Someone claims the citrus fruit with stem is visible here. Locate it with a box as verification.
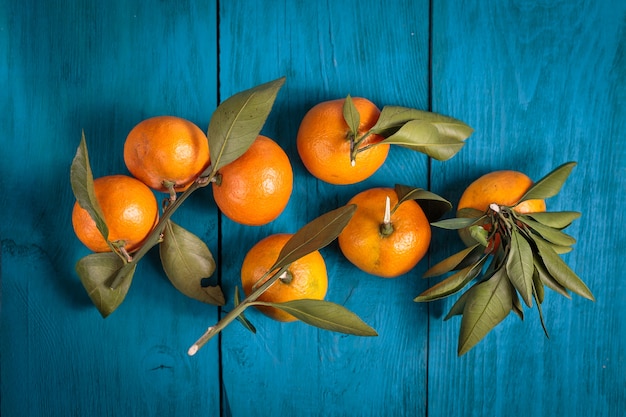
[72,174,159,253]
[212,135,293,226]
[338,187,431,278]
[124,115,210,194]
[457,170,546,247]
[296,97,390,185]
[240,233,328,322]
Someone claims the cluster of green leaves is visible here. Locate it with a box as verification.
[71,77,287,318]
[342,95,474,164]
[414,162,594,356]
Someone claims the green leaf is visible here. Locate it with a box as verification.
[458,267,513,356]
[393,184,452,222]
[423,244,483,278]
[430,217,482,230]
[159,220,224,306]
[370,106,474,140]
[519,162,576,202]
[234,287,256,334]
[505,230,535,307]
[415,257,486,302]
[532,278,550,339]
[70,132,109,243]
[525,211,581,229]
[532,269,545,304]
[75,252,135,318]
[530,234,594,301]
[457,207,486,219]
[379,120,466,161]
[207,77,285,173]
[251,299,378,336]
[342,95,360,136]
[533,255,571,299]
[511,285,524,321]
[444,289,472,320]
[517,216,576,247]
[273,204,356,271]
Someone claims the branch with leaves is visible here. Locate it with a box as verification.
[342,94,474,166]
[71,77,286,317]
[415,162,594,355]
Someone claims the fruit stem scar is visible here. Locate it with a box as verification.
[279,270,293,284]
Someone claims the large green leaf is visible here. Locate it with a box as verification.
[369,106,474,140]
[415,257,486,302]
[444,288,473,320]
[457,267,513,356]
[505,230,535,307]
[393,184,452,222]
[379,120,465,161]
[525,211,581,229]
[207,77,285,173]
[431,217,482,230]
[532,277,550,338]
[519,162,576,202]
[423,244,483,278]
[75,252,135,318]
[533,254,571,299]
[531,235,594,301]
[273,204,356,270]
[517,216,576,247]
[251,299,378,336]
[159,220,224,306]
[70,133,109,243]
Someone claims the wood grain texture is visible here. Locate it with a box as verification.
[2,0,624,416]
[217,1,431,416]
[1,1,221,416]
[429,1,626,416]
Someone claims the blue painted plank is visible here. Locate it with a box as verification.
[429,2,625,416]
[215,1,431,416]
[1,1,221,416]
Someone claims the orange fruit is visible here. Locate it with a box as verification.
[72,175,159,253]
[124,115,210,193]
[240,233,328,322]
[297,97,390,185]
[212,135,293,226]
[338,187,431,278]
[457,170,546,247]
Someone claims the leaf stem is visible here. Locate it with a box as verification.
[187,265,289,356]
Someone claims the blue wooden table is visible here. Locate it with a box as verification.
[2,1,624,416]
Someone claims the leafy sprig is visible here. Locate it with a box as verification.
[71,77,286,317]
[342,96,474,165]
[187,204,378,356]
[416,162,594,356]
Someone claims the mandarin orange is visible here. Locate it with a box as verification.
[72,175,159,253]
[297,97,389,185]
[124,116,210,193]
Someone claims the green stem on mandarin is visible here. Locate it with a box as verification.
[108,174,211,289]
[187,265,290,356]
[350,130,375,164]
